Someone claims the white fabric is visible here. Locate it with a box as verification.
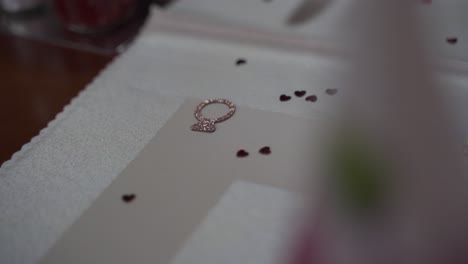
[170,181,299,264]
[171,0,468,62]
[0,23,344,264]
[2,3,468,264]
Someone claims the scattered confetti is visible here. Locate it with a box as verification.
[236,58,247,66]
[294,90,307,97]
[122,194,136,203]
[236,149,249,158]
[259,146,271,155]
[446,37,458,45]
[280,94,292,101]
[306,95,318,102]
[325,88,338,95]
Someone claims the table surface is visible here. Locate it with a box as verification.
[0,33,113,165]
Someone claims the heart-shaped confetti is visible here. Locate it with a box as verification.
[325,88,338,95]
[236,149,249,158]
[279,94,292,102]
[259,146,271,155]
[236,58,247,66]
[446,37,458,44]
[306,95,318,102]
[294,90,307,97]
[122,194,136,203]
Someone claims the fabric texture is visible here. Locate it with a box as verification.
[2,3,468,264]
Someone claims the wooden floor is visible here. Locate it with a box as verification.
[0,33,113,164]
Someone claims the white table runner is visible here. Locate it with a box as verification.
[2,2,468,263]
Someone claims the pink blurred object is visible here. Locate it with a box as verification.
[290,222,322,264]
[54,0,139,33]
[287,0,468,263]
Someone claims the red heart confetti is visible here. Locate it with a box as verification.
[294,90,307,97]
[280,94,292,101]
[306,95,318,102]
[236,149,249,158]
[325,88,338,95]
[122,194,136,203]
[236,58,247,66]
[259,146,271,155]
[446,37,458,45]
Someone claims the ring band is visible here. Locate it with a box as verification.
[191,98,236,133]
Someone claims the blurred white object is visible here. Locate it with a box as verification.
[171,0,468,62]
[319,1,468,263]
[171,181,298,264]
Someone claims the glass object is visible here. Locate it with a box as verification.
[0,0,45,13]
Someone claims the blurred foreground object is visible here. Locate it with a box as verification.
[287,0,330,26]
[0,1,152,55]
[296,0,468,263]
[54,0,139,33]
[0,0,45,13]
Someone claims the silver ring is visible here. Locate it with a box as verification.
[191,98,236,133]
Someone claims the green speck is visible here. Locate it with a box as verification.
[331,134,385,213]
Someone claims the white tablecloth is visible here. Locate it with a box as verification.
[3,2,468,263]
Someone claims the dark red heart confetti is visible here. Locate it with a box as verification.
[305,95,318,102]
[122,194,136,203]
[446,37,458,44]
[236,58,247,66]
[236,149,249,158]
[294,90,307,97]
[259,146,271,155]
[325,88,338,95]
[280,94,292,101]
